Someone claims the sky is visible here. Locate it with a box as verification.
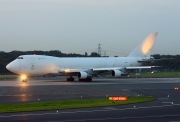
[0,0,180,56]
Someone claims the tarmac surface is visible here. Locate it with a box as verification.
[0,77,180,121]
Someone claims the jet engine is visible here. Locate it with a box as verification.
[78,72,88,79]
[112,70,121,77]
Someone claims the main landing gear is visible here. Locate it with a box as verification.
[66,77,92,82]
[67,76,75,81]
[79,78,92,82]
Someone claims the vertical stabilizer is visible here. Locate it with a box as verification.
[128,32,158,57]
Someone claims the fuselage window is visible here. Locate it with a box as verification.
[17,57,23,59]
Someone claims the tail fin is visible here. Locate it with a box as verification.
[128,32,158,57]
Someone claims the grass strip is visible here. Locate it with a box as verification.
[0,96,154,113]
[0,75,17,79]
[130,72,180,77]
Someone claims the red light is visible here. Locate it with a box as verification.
[109,96,127,101]
[174,87,179,90]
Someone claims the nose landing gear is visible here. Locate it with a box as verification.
[20,74,27,82]
[22,79,27,82]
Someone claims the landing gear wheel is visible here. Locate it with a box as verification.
[20,75,27,83]
[22,79,27,82]
[87,78,92,82]
[67,77,75,81]
[79,78,92,82]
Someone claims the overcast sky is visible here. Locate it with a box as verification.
[0,0,179,56]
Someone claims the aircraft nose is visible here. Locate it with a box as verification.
[6,61,20,73]
[6,63,11,70]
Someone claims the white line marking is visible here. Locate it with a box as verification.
[64,114,180,122]
[162,102,173,104]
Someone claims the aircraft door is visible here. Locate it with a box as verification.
[31,55,36,70]
[106,58,114,67]
[31,63,35,70]
[18,59,21,71]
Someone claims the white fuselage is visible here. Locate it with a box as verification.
[7,55,141,76]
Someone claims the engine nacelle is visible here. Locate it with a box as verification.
[78,72,88,79]
[112,70,121,77]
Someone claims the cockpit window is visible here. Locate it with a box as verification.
[17,57,23,59]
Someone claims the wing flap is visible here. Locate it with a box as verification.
[58,67,123,73]
[93,67,123,71]
[126,66,161,69]
[58,65,160,74]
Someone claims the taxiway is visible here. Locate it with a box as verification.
[0,77,180,122]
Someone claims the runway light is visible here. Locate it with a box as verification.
[174,87,179,90]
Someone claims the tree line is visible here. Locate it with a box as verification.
[152,54,180,72]
[0,50,179,74]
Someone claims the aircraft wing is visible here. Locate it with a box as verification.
[93,67,123,71]
[58,67,122,73]
[46,66,160,77]
[58,66,158,73]
[93,66,160,70]
[126,66,154,69]
[58,68,83,73]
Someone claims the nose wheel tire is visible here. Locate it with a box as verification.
[22,79,27,82]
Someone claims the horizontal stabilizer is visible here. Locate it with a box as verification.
[137,58,173,63]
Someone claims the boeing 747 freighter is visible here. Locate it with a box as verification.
[6,32,158,82]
